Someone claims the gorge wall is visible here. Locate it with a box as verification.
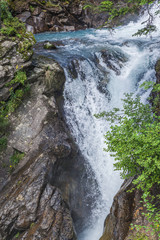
[1,1,160,240]
[9,0,107,33]
[0,32,77,239]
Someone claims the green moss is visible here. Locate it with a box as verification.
[45,1,61,8]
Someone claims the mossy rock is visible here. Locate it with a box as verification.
[43,42,57,50]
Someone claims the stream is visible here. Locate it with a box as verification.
[35,4,160,240]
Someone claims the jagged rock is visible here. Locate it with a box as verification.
[101,49,128,75]
[0,152,76,240]
[0,53,76,240]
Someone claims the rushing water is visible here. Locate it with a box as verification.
[35,4,160,240]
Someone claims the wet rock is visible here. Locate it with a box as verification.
[44,41,57,50]
[69,3,83,16]
[32,7,42,16]
[101,49,128,75]
[64,26,75,31]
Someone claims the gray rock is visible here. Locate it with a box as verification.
[0,54,76,240]
[17,11,31,22]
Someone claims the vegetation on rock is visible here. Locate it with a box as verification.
[9,150,25,171]
[0,1,35,155]
[95,81,160,238]
[84,0,159,35]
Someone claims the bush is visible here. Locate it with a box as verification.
[0,0,12,22]
[0,18,26,37]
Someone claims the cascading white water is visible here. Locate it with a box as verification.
[35,3,160,239]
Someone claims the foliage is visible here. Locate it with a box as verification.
[0,17,26,37]
[6,71,27,87]
[0,0,12,21]
[95,82,160,237]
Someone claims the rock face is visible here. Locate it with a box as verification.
[10,0,107,33]
[100,177,158,240]
[0,45,76,239]
[100,178,135,240]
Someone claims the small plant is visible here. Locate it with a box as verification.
[0,137,7,152]
[29,5,35,12]
[6,71,27,87]
[10,150,24,170]
[15,232,20,238]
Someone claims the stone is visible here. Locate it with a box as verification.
[64,26,75,31]
[43,41,57,50]
[17,11,31,22]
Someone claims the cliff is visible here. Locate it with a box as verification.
[0,14,77,237]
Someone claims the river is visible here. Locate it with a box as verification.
[35,4,160,239]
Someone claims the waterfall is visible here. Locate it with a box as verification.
[35,4,160,239]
